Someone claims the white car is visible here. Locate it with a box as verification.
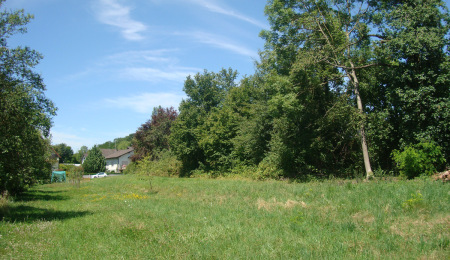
[92,172,107,178]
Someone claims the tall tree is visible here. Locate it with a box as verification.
[260,0,394,178]
[170,68,238,174]
[0,0,56,194]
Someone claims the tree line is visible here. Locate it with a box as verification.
[131,0,449,180]
[1,0,449,195]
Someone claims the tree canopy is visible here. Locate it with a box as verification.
[52,143,74,164]
[132,106,178,161]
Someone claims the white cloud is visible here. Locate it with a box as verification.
[187,31,258,58]
[62,49,201,83]
[94,0,147,41]
[189,0,267,29]
[104,92,186,114]
[51,131,97,152]
[104,49,178,65]
[120,66,199,82]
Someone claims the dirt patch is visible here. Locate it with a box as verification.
[389,214,450,239]
[352,211,375,224]
[257,198,307,211]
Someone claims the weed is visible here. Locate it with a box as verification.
[401,192,424,210]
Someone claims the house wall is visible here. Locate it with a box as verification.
[105,151,134,173]
[105,158,119,172]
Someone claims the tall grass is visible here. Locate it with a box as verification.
[0,176,448,259]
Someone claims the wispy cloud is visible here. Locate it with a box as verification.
[94,0,147,41]
[103,49,201,82]
[104,92,185,114]
[62,49,201,83]
[104,49,177,65]
[189,0,267,29]
[185,31,258,58]
[121,67,199,83]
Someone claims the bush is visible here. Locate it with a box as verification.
[126,150,181,177]
[392,141,446,179]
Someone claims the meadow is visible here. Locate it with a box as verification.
[0,175,448,259]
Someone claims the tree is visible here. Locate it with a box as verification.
[52,143,74,163]
[260,0,400,178]
[170,68,238,174]
[74,146,88,164]
[98,134,133,150]
[367,0,450,161]
[0,0,56,195]
[132,106,178,161]
[82,146,106,173]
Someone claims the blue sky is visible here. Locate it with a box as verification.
[4,0,269,152]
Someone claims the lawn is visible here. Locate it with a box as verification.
[1,175,449,259]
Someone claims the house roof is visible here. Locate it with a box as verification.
[101,149,117,158]
[101,148,134,159]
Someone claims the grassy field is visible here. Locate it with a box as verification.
[0,175,449,259]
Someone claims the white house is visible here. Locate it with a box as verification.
[101,148,134,173]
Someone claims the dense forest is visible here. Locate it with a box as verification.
[130,0,449,180]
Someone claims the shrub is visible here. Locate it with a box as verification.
[67,166,84,188]
[392,141,446,179]
[127,150,181,177]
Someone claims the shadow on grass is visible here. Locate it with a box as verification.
[1,205,92,223]
[14,190,69,202]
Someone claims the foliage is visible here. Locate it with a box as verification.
[170,68,238,175]
[0,1,56,195]
[73,146,88,164]
[392,141,446,179]
[366,0,450,168]
[259,0,395,178]
[82,146,105,173]
[58,164,81,174]
[132,107,177,161]
[401,192,424,210]
[127,150,181,177]
[52,143,74,163]
[67,166,84,188]
[98,134,134,150]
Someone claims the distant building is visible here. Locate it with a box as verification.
[100,147,134,173]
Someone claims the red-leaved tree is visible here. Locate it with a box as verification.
[131,106,178,162]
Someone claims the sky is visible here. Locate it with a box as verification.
[3,0,269,152]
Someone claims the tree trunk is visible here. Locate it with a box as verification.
[348,62,374,179]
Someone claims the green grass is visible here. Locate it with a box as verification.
[1,175,449,259]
